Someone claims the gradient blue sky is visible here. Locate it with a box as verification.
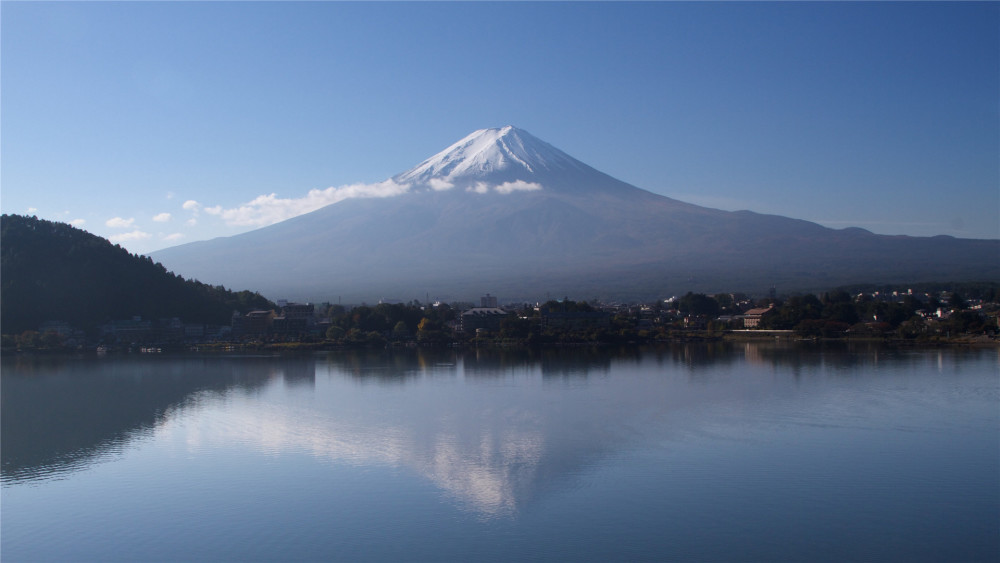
[3,2,997,253]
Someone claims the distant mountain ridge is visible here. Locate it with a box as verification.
[151,127,999,302]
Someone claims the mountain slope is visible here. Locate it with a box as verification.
[151,127,999,301]
[1,214,274,333]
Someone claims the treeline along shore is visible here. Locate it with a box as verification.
[2,214,997,353]
[6,288,998,354]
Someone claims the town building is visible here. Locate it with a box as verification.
[232,310,274,337]
[461,307,507,332]
[742,304,774,328]
[272,302,315,336]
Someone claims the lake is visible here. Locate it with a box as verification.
[2,343,998,562]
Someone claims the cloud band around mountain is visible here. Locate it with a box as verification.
[466,180,543,195]
[202,179,545,228]
[204,180,412,227]
[494,180,543,194]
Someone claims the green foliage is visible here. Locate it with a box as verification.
[941,311,988,334]
[1,215,274,333]
[391,321,410,340]
[760,294,823,329]
[365,331,386,347]
[823,302,859,325]
[318,302,459,345]
[499,317,536,340]
[856,300,912,327]
[678,292,720,317]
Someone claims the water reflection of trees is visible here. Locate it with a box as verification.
[638,340,984,377]
[317,349,455,383]
[318,347,624,381]
[1,354,314,481]
[737,341,961,376]
[317,343,981,384]
[5,345,985,484]
[464,347,619,379]
[647,342,740,371]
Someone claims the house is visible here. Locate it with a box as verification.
[101,317,154,344]
[233,310,274,337]
[279,301,315,322]
[742,304,774,329]
[271,302,315,336]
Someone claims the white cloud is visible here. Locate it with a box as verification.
[163,233,184,241]
[464,181,542,195]
[428,178,455,192]
[109,230,152,243]
[27,207,37,213]
[105,217,136,228]
[153,212,172,223]
[205,180,411,227]
[69,219,86,227]
[182,200,200,211]
[166,191,176,200]
[186,218,197,227]
[495,180,543,194]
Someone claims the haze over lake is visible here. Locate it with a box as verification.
[2,343,997,562]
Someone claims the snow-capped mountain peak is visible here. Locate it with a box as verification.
[394,126,590,190]
[150,126,998,302]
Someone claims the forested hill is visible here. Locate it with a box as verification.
[1,214,274,334]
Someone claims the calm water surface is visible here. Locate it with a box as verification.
[2,343,998,562]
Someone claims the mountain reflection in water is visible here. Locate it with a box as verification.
[3,344,996,521]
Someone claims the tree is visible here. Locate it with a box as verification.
[823,289,853,305]
[824,302,859,325]
[416,317,448,344]
[417,317,439,332]
[392,321,410,340]
[761,294,822,329]
[942,311,986,334]
[1,214,275,333]
[16,330,40,350]
[365,331,386,347]
[713,293,734,312]
[678,293,720,317]
[500,317,534,340]
[39,331,64,350]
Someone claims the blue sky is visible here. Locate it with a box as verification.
[3,2,997,253]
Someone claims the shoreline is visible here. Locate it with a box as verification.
[4,332,997,357]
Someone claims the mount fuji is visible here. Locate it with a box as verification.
[151,126,997,302]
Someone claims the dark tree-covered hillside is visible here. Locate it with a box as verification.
[1,215,274,334]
